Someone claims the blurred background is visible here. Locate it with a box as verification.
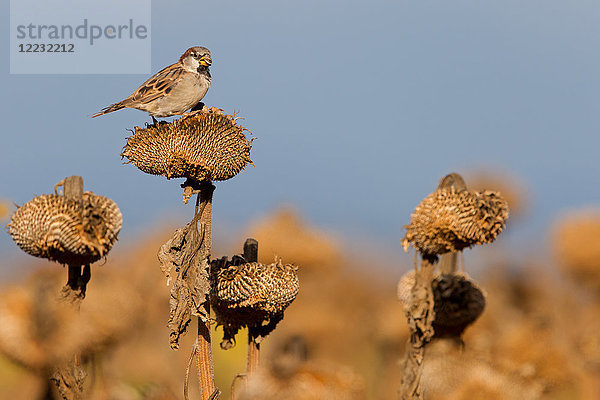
[1,0,599,399]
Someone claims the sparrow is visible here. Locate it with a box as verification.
[92,46,212,119]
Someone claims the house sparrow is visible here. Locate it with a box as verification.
[92,46,212,119]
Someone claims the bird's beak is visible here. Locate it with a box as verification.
[200,56,212,66]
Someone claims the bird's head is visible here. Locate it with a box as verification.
[180,46,212,71]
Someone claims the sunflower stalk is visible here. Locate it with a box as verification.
[53,176,88,400]
[195,182,218,400]
[399,257,435,400]
[242,239,261,376]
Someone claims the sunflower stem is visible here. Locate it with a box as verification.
[242,238,260,376]
[52,176,88,399]
[195,182,218,400]
[399,257,435,400]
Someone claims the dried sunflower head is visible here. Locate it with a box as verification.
[210,257,299,349]
[8,192,122,265]
[121,108,253,183]
[398,271,485,337]
[431,274,485,337]
[402,186,509,263]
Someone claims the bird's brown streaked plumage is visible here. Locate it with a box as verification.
[92,46,212,118]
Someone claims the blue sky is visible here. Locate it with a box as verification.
[1,0,599,262]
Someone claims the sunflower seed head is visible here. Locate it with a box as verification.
[121,108,253,182]
[210,258,299,349]
[398,271,485,337]
[431,274,485,336]
[403,187,509,262]
[8,193,122,265]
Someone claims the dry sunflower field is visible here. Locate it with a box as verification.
[3,1,599,399]
[0,165,599,399]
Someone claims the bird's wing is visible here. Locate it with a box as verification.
[122,63,187,106]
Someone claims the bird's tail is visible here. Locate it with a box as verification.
[91,102,127,118]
